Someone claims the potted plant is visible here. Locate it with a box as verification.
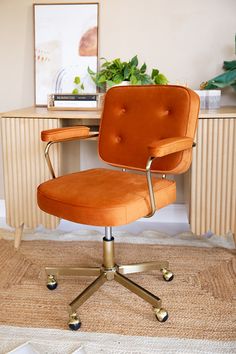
[200,60,236,91]
[198,59,236,109]
[87,55,168,91]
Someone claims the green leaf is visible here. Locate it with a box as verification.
[151,68,159,79]
[81,83,84,91]
[106,80,115,88]
[130,66,135,75]
[97,74,107,84]
[72,88,79,94]
[130,55,138,67]
[204,69,236,89]
[96,82,106,89]
[153,73,168,85]
[113,74,123,84]
[113,58,122,68]
[140,63,147,73]
[140,74,153,84]
[130,75,138,85]
[223,60,236,71]
[88,66,95,75]
[74,76,81,85]
[101,62,109,68]
[124,66,131,80]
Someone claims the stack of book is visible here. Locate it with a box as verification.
[52,93,97,108]
[47,93,105,110]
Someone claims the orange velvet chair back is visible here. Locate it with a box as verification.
[99,85,199,174]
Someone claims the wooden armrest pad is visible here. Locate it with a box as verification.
[41,126,90,142]
[148,137,193,157]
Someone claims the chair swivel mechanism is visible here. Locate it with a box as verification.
[37,85,199,330]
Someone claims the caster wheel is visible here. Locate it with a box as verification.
[161,268,174,282]
[68,313,81,331]
[46,275,57,290]
[154,307,168,322]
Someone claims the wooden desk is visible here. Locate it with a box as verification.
[186,107,236,241]
[1,106,236,247]
[0,107,100,247]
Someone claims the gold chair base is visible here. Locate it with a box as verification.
[45,234,173,330]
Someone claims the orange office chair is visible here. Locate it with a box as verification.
[37,85,199,330]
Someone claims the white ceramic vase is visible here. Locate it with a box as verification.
[106,80,131,91]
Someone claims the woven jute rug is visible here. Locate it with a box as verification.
[0,238,235,342]
[0,326,235,354]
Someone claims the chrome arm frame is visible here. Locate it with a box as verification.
[44,133,99,179]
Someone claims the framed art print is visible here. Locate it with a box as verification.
[34,3,98,106]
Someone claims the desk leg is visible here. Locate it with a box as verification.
[14,223,24,249]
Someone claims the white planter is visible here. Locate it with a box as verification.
[194,90,221,109]
[106,81,131,91]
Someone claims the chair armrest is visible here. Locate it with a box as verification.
[41,126,94,142]
[148,137,194,157]
[42,126,98,179]
[145,137,193,218]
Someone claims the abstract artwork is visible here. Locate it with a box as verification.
[34,3,98,105]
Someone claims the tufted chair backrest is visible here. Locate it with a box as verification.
[99,85,199,174]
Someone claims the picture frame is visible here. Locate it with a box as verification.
[33,2,99,106]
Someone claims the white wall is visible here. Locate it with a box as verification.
[99,0,236,100]
[0,0,236,199]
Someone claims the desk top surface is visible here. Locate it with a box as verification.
[1,105,236,119]
[1,106,101,119]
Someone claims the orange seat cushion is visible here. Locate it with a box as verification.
[37,168,176,226]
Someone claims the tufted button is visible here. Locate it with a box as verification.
[157,110,171,118]
[120,107,127,114]
[115,136,122,143]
